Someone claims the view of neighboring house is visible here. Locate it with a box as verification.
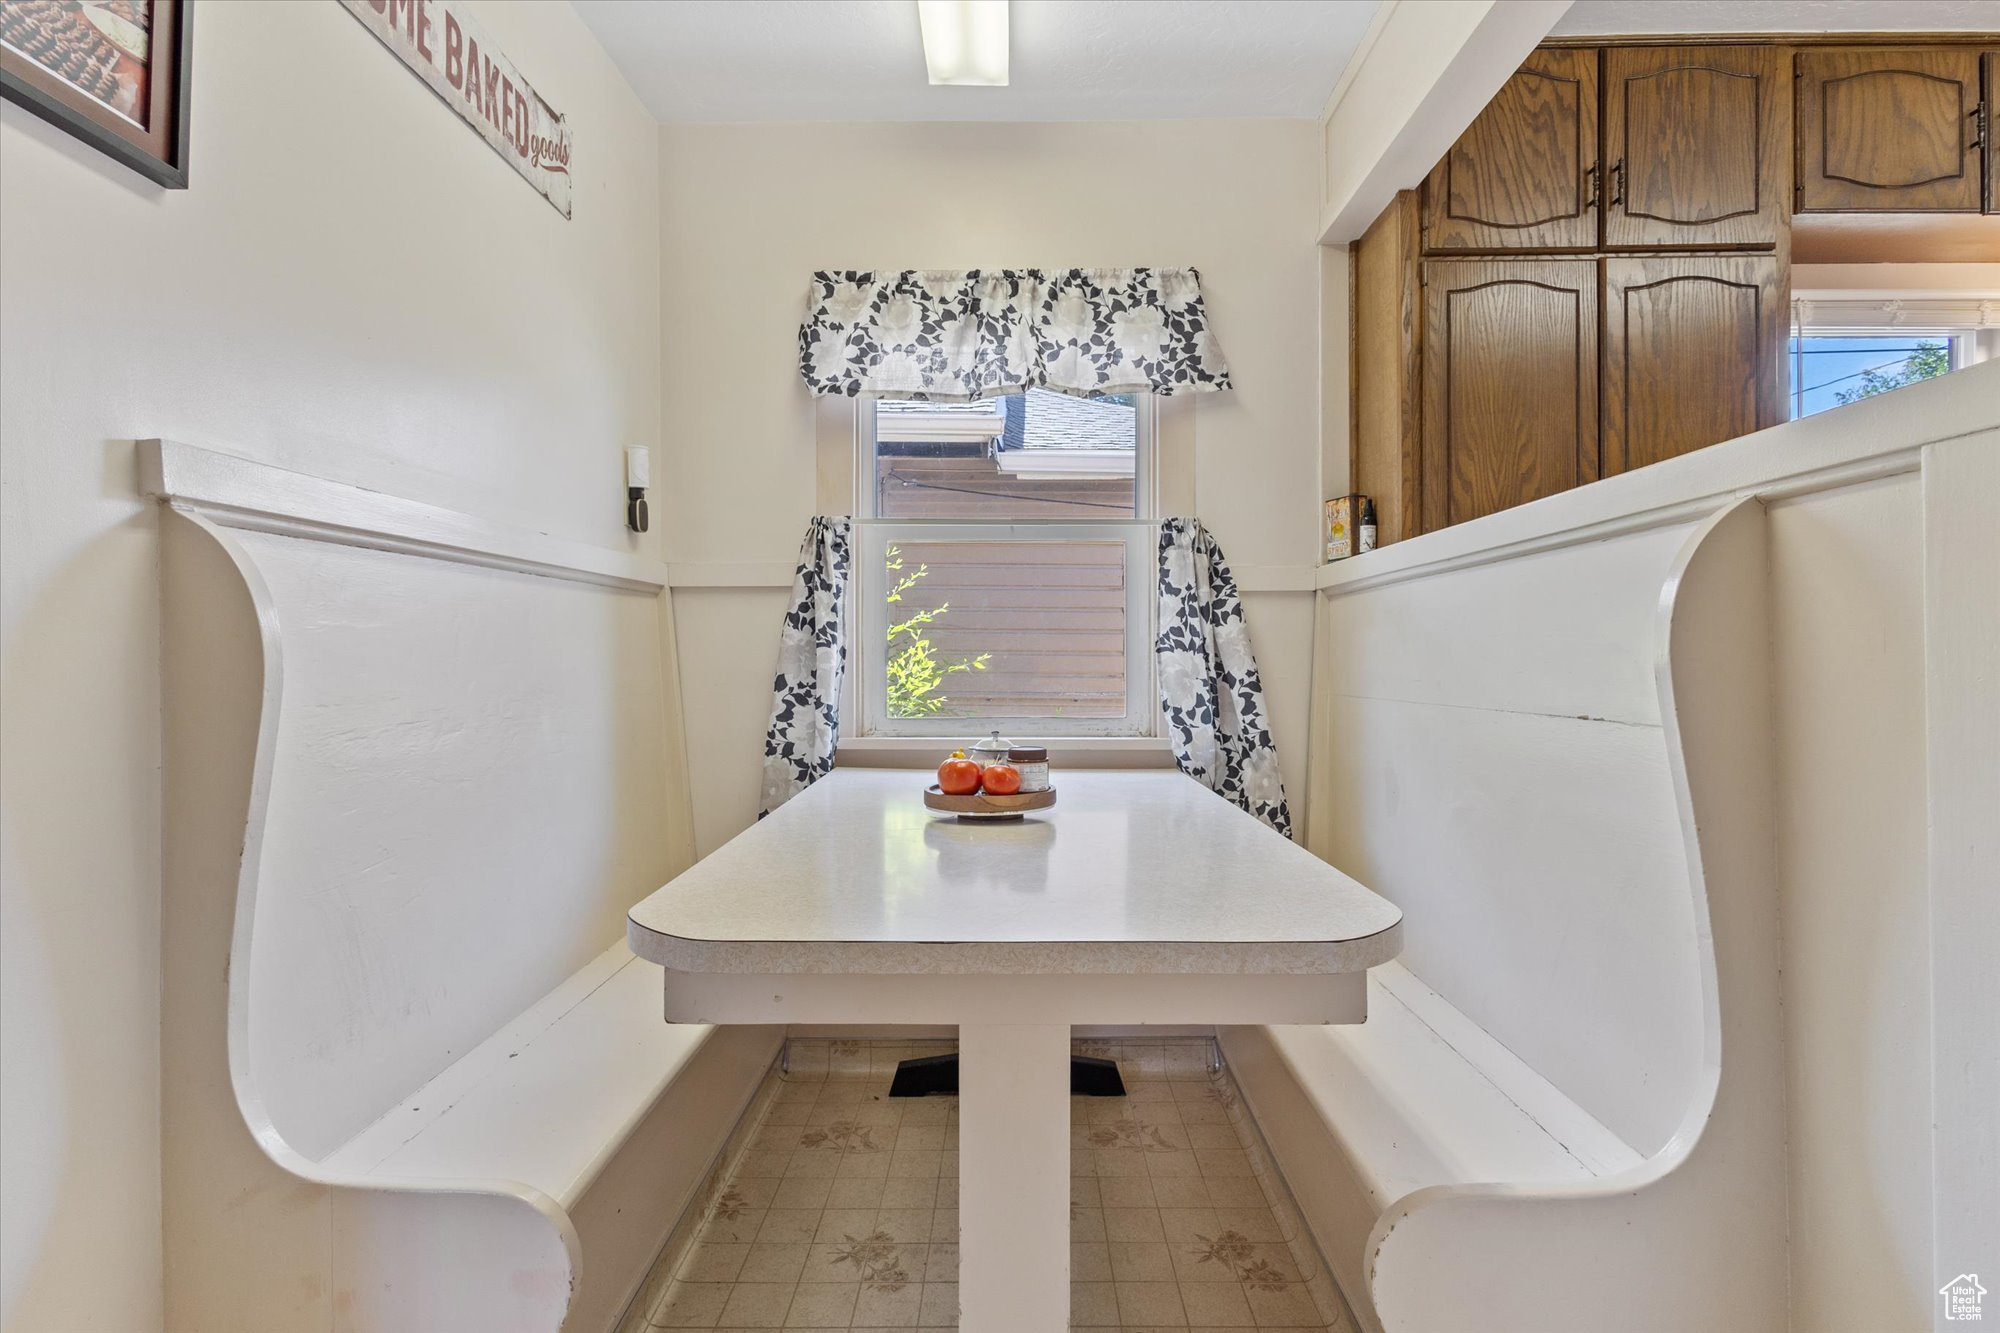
[872,391,1139,720]
[873,389,1138,518]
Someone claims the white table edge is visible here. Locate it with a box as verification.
[623,916,1406,978]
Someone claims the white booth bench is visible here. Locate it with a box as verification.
[151,440,779,1333]
[1225,497,1788,1332]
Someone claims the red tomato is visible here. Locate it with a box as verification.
[980,762,1023,795]
[937,757,982,795]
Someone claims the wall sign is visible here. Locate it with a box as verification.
[0,0,193,188]
[340,0,571,218]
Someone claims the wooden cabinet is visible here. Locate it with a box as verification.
[1351,192,1424,544]
[1420,260,1599,530]
[1603,256,1786,476]
[1797,47,1988,212]
[1423,45,1789,253]
[1603,46,1789,247]
[1987,52,1997,213]
[1423,48,1599,252]
[1350,37,1985,545]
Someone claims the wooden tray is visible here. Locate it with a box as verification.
[923,784,1057,820]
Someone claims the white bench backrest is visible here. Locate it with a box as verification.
[244,533,676,1159]
[1313,522,1705,1156]
[148,440,691,1165]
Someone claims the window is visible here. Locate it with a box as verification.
[1787,296,1998,419]
[852,390,1157,738]
[1787,333,1965,419]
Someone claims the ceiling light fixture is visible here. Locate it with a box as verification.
[917,0,1009,87]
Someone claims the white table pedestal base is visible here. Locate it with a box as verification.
[958,1022,1071,1333]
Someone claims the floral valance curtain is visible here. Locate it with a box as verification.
[1156,518,1292,837]
[798,268,1231,401]
[760,517,852,818]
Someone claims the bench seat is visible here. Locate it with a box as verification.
[1222,962,1641,1326]
[326,942,692,1201]
[1224,498,1786,1332]
[1294,962,1637,1195]
[322,941,781,1332]
[152,442,783,1333]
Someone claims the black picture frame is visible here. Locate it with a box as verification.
[0,0,192,188]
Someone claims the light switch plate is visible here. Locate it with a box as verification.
[625,446,649,488]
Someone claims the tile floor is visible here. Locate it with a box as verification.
[625,1039,1355,1331]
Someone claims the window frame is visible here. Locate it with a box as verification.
[850,395,1161,741]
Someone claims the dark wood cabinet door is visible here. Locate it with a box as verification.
[1603,45,1788,248]
[1798,48,1984,212]
[1420,261,1599,530]
[1987,52,1997,214]
[1603,256,1785,476]
[1423,48,1599,252]
[1352,192,1424,545]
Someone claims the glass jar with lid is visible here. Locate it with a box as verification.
[1007,746,1050,792]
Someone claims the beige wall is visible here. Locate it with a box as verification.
[658,118,1326,856]
[0,3,661,1327]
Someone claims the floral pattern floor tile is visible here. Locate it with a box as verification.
[637,1042,1354,1331]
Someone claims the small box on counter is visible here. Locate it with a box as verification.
[1324,495,1378,562]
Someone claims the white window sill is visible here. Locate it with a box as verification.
[837,735,1176,769]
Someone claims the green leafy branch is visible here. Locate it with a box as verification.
[1835,340,1950,405]
[884,544,990,718]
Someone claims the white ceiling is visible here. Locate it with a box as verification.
[569,0,1382,124]
[1553,0,2000,34]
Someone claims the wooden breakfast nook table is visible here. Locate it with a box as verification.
[627,769,1403,1333]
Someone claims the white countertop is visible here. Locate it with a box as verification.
[627,770,1402,975]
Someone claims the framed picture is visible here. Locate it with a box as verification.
[0,0,190,187]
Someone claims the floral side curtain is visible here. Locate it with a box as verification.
[798,268,1231,401]
[760,516,852,818]
[1156,518,1291,837]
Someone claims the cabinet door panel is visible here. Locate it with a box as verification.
[1421,261,1599,531]
[1987,52,1997,214]
[1605,46,1788,247]
[1352,192,1423,545]
[1424,48,1599,252]
[1798,48,1983,212]
[1604,257,1785,476]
